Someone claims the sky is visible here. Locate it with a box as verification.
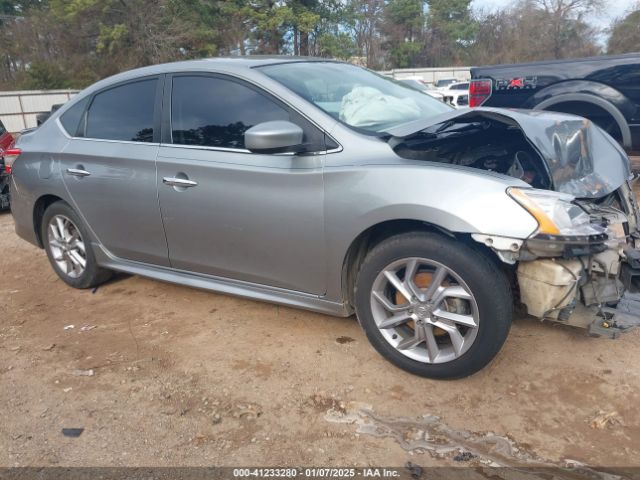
[471,0,638,32]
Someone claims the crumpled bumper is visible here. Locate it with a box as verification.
[475,181,640,338]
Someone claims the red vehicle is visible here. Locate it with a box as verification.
[0,119,13,151]
[0,119,15,210]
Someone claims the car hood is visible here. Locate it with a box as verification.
[386,107,631,199]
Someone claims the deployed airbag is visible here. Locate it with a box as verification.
[340,86,421,130]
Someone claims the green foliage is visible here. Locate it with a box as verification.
[470,0,601,64]
[317,31,357,59]
[21,61,71,89]
[0,0,618,89]
[0,0,46,14]
[382,0,425,67]
[387,0,423,32]
[607,9,640,55]
[96,23,128,54]
[426,0,477,65]
[389,41,422,68]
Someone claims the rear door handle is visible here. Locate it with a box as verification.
[163,177,198,188]
[66,168,91,177]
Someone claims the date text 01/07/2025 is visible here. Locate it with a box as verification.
[232,468,401,478]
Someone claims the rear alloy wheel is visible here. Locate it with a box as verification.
[354,231,512,379]
[47,214,87,279]
[42,201,112,289]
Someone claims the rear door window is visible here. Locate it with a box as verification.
[170,75,291,149]
[85,79,157,142]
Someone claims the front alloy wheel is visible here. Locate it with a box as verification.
[354,231,512,379]
[370,257,479,364]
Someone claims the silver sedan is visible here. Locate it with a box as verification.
[7,57,640,379]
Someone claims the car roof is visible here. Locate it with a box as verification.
[78,56,346,98]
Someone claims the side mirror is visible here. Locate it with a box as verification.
[245,121,304,154]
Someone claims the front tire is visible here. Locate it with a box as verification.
[41,201,112,289]
[354,231,512,379]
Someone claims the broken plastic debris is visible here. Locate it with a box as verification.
[454,451,477,462]
[404,461,422,480]
[61,428,84,438]
[63,325,75,330]
[589,410,622,429]
[79,325,96,332]
[71,369,95,377]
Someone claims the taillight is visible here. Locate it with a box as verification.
[2,148,21,174]
[469,79,492,107]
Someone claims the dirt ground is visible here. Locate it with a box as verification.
[1,209,640,470]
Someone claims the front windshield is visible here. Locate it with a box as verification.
[260,62,452,134]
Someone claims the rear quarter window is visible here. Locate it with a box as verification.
[59,97,90,136]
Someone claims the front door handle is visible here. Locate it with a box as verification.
[163,177,198,188]
[66,168,91,177]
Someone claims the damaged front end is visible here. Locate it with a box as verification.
[389,107,640,338]
[477,185,640,339]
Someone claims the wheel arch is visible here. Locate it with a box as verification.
[533,92,632,149]
[339,219,506,309]
[33,194,65,248]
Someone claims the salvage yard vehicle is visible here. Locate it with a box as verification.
[470,53,640,152]
[398,78,446,102]
[439,81,469,108]
[8,57,640,379]
[0,119,15,210]
[36,103,64,126]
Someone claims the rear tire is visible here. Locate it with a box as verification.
[41,201,112,289]
[354,231,512,379]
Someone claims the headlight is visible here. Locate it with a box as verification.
[508,187,603,237]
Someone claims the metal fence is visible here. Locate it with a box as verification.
[0,89,79,133]
[380,66,471,83]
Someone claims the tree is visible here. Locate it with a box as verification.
[532,0,602,59]
[0,0,619,90]
[426,0,477,66]
[0,0,45,15]
[382,0,425,67]
[343,0,385,67]
[470,0,601,65]
[287,0,320,55]
[607,8,640,54]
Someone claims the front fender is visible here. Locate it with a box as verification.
[322,164,538,301]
